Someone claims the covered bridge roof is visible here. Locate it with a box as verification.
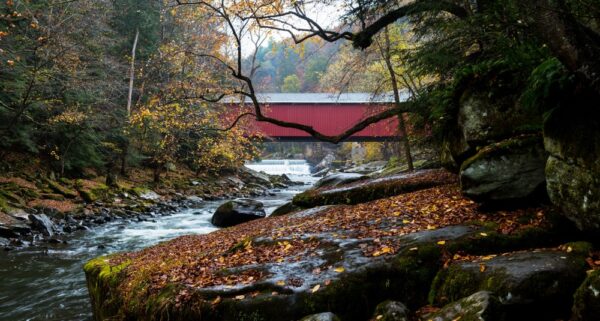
[225,92,409,104]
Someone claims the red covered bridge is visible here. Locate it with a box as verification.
[232,93,408,142]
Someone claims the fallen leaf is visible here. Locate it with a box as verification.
[437,240,446,245]
[334,266,345,273]
[311,284,320,293]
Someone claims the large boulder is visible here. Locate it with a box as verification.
[211,199,265,227]
[460,135,548,203]
[544,105,600,230]
[458,89,538,146]
[430,248,588,320]
[424,291,502,321]
[441,88,540,172]
[440,126,473,173]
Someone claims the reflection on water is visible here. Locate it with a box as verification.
[0,171,313,321]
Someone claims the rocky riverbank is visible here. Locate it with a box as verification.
[83,168,600,321]
[0,166,298,250]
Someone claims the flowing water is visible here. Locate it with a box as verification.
[0,163,316,321]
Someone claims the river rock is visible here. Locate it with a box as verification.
[314,153,336,172]
[430,249,588,320]
[300,312,341,321]
[543,105,600,230]
[139,190,161,201]
[211,199,266,227]
[344,161,388,174]
[28,213,56,236]
[372,301,409,321]
[270,202,301,217]
[0,212,31,238]
[425,291,502,321]
[313,173,367,189]
[572,270,600,321]
[460,135,547,203]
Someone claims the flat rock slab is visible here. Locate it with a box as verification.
[293,169,456,208]
[85,226,481,321]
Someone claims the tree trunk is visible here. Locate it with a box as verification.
[525,0,600,94]
[120,141,128,176]
[397,114,414,171]
[127,28,140,117]
[153,165,161,184]
[380,27,414,171]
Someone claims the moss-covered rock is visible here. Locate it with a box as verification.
[45,179,79,199]
[544,104,600,230]
[429,249,588,320]
[76,180,110,203]
[572,270,600,321]
[424,291,503,321]
[83,256,130,321]
[371,301,409,321]
[293,169,455,208]
[460,135,547,204]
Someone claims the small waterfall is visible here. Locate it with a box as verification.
[245,159,311,176]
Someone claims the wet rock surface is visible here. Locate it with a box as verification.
[430,249,588,320]
[28,214,57,236]
[211,199,266,227]
[293,169,456,208]
[313,173,367,189]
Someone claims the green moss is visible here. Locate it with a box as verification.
[429,265,482,305]
[562,242,594,256]
[77,182,109,203]
[131,187,151,197]
[572,270,600,321]
[0,194,11,212]
[84,256,130,321]
[460,134,542,171]
[45,179,78,198]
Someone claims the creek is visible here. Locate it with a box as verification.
[0,162,315,321]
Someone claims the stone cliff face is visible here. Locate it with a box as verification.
[544,105,600,230]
